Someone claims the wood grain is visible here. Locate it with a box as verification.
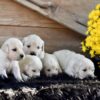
[0,0,64,28]
[14,0,100,35]
[0,0,85,52]
[0,25,84,53]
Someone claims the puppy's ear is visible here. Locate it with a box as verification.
[22,37,28,45]
[58,66,62,73]
[1,43,9,53]
[40,41,45,59]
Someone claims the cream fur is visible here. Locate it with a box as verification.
[53,50,95,79]
[19,55,43,81]
[0,38,25,81]
[42,53,62,77]
[22,34,45,59]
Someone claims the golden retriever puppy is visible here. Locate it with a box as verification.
[53,50,95,79]
[22,34,45,59]
[19,55,43,81]
[0,38,25,81]
[42,53,62,77]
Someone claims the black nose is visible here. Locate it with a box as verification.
[30,52,36,55]
[20,54,24,59]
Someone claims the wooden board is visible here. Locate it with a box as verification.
[0,0,65,28]
[0,0,85,52]
[0,25,84,53]
[14,0,100,35]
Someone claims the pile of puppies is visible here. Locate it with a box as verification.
[0,34,95,81]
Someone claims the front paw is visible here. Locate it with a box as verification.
[15,75,23,82]
[0,70,8,79]
[22,74,29,81]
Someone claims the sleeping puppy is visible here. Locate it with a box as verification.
[0,38,25,81]
[53,50,95,79]
[42,53,62,77]
[22,34,45,59]
[19,55,43,81]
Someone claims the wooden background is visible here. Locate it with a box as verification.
[0,0,85,52]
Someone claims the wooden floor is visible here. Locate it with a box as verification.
[0,0,85,52]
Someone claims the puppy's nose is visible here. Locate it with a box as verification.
[20,54,24,59]
[30,52,36,55]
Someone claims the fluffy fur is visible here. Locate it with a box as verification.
[0,38,25,81]
[19,55,43,81]
[53,50,95,79]
[42,53,62,77]
[22,34,45,59]
[22,34,63,77]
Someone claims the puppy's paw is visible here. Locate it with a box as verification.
[1,74,8,79]
[0,70,8,79]
[12,61,23,82]
[22,74,29,81]
[15,75,23,82]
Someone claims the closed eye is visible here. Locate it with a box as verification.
[12,48,17,52]
[56,68,58,70]
[32,70,36,72]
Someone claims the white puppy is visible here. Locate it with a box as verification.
[22,34,45,59]
[22,34,62,77]
[53,50,95,79]
[0,38,25,81]
[19,55,43,81]
[42,53,62,77]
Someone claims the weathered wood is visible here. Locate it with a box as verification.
[0,0,85,52]
[29,0,52,8]
[0,25,84,52]
[0,0,65,29]
[14,0,100,35]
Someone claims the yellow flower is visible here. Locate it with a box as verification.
[96,4,100,10]
[82,46,87,52]
[88,10,95,19]
[81,4,100,58]
[87,20,93,26]
[90,50,95,58]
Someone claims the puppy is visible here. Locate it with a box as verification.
[42,53,62,77]
[22,34,45,59]
[53,50,95,79]
[0,38,25,81]
[19,55,43,81]
[22,34,62,77]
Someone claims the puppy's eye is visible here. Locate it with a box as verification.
[27,45,31,48]
[83,69,87,72]
[12,48,17,52]
[32,70,36,72]
[47,69,51,72]
[37,46,40,49]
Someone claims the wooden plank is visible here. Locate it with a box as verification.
[14,0,100,35]
[0,0,65,29]
[0,25,84,52]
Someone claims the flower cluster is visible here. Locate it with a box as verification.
[81,4,100,58]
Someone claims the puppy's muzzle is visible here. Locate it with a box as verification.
[20,54,24,59]
[30,52,36,56]
[87,75,97,79]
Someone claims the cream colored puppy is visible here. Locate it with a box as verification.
[22,34,62,77]
[53,50,95,79]
[19,55,43,81]
[22,34,45,59]
[0,38,25,81]
[42,53,62,77]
